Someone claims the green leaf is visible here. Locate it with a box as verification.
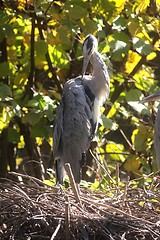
[12,100,21,117]
[35,40,48,55]
[126,89,143,102]
[65,3,87,19]
[22,112,43,125]
[8,127,20,144]
[35,40,48,66]
[102,117,113,129]
[14,73,28,87]
[109,32,130,60]
[112,16,127,31]
[0,62,10,78]
[0,83,12,101]
[30,119,51,138]
[133,37,152,55]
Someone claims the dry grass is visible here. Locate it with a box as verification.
[0,173,160,240]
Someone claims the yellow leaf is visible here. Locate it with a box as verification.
[107,102,119,118]
[136,0,150,13]
[146,52,157,61]
[125,50,142,74]
[106,141,125,162]
[18,135,25,149]
[123,155,142,174]
[113,0,127,7]
[17,0,26,11]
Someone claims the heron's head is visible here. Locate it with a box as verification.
[82,34,98,78]
[140,91,160,103]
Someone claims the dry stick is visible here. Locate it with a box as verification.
[149,176,157,191]
[79,196,156,226]
[65,195,70,240]
[65,163,82,207]
[90,150,114,183]
[119,128,135,151]
[8,171,57,189]
[122,175,130,207]
[116,162,120,195]
[50,220,62,240]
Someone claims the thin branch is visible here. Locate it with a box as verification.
[15,117,45,180]
[65,195,70,240]
[50,220,62,240]
[37,19,62,94]
[65,163,82,207]
[116,163,120,195]
[119,128,135,152]
[27,17,35,94]
[44,0,54,15]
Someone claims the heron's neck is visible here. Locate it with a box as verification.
[90,51,110,102]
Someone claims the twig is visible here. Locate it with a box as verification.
[8,171,56,189]
[37,20,62,94]
[122,175,130,207]
[65,163,82,207]
[79,196,155,226]
[65,195,70,240]
[50,219,61,240]
[116,163,120,195]
[44,0,54,15]
[149,176,157,191]
[119,128,134,151]
[89,149,115,184]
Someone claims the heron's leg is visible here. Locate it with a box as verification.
[80,152,86,168]
[55,159,66,185]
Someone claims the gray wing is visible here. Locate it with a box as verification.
[53,99,66,184]
[53,99,63,159]
[154,106,160,168]
[53,77,94,183]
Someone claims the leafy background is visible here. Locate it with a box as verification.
[0,0,160,187]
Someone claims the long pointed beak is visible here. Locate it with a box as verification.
[140,91,160,103]
[82,56,90,79]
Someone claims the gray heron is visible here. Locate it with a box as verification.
[141,92,160,168]
[53,34,110,185]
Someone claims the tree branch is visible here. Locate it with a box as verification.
[37,20,62,94]
[15,117,45,180]
[27,17,36,96]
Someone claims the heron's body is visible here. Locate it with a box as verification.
[141,92,160,168]
[53,35,110,184]
[154,105,160,168]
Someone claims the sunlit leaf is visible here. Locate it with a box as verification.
[112,15,127,31]
[106,141,125,162]
[131,125,151,152]
[135,0,149,13]
[125,50,142,74]
[133,37,152,55]
[123,155,142,175]
[14,73,28,87]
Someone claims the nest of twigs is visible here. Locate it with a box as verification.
[0,172,160,240]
